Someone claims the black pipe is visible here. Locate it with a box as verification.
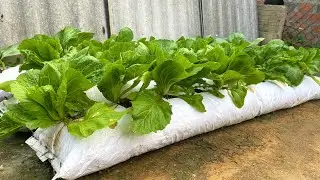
[264,0,284,5]
[103,0,111,38]
[198,0,204,37]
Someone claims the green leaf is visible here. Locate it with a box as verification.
[0,45,22,69]
[311,76,320,86]
[19,39,60,70]
[100,42,135,62]
[153,39,178,54]
[248,38,265,46]
[2,102,56,129]
[26,85,60,121]
[6,61,93,133]
[132,90,172,134]
[0,115,23,139]
[227,33,246,45]
[97,64,125,103]
[19,39,60,62]
[179,94,206,112]
[153,60,190,95]
[140,71,152,91]
[10,70,40,101]
[244,69,265,85]
[178,64,213,88]
[174,53,193,69]
[267,64,304,86]
[66,53,105,84]
[67,103,126,137]
[55,27,94,52]
[229,84,247,108]
[228,52,255,73]
[198,61,221,71]
[76,40,103,57]
[38,61,66,90]
[33,35,62,54]
[125,64,152,81]
[115,27,134,42]
[62,66,94,114]
[0,45,21,60]
[209,88,225,98]
[0,80,14,92]
[206,45,229,73]
[218,70,244,86]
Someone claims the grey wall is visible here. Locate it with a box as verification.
[0,0,108,46]
[285,0,319,4]
[108,0,201,39]
[0,0,259,46]
[202,0,259,40]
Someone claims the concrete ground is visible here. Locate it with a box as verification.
[1,100,320,180]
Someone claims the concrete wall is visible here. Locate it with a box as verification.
[257,5,287,41]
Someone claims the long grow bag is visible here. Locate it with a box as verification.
[22,75,320,180]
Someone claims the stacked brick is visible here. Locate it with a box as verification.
[256,0,319,47]
[283,1,320,47]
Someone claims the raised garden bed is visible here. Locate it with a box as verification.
[0,27,319,179]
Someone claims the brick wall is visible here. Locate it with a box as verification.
[256,0,320,47]
[283,2,320,47]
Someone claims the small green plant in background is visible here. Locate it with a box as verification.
[0,45,21,72]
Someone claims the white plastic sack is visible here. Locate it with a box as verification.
[0,66,22,114]
[25,76,320,180]
[0,66,21,83]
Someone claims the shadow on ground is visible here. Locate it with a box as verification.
[1,100,320,180]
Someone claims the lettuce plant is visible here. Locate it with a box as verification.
[0,27,319,138]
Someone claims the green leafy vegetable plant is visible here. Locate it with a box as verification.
[0,27,319,138]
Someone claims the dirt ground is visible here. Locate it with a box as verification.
[1,100,320,180]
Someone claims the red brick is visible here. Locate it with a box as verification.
[291,11,304,21]
[300,3,313,12]
[312,25,320,34]
[309,14,320,23]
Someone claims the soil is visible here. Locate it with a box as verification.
[1,100,320,180]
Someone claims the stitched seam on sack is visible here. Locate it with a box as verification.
[29,134,62,166]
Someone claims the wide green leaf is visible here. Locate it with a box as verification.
[67,103,126,137]
[179,94,206,112]
[1,102,56,129]
[18,38,61,70]
[97,64,125,103]
[153,60,190,95]
[66,53,105,84]
[229,84,247,108]
[115,27,134,42]
[55,27,94,52]
[10,70,40,101]
[0,115,23,139]
[132,90,172,134]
